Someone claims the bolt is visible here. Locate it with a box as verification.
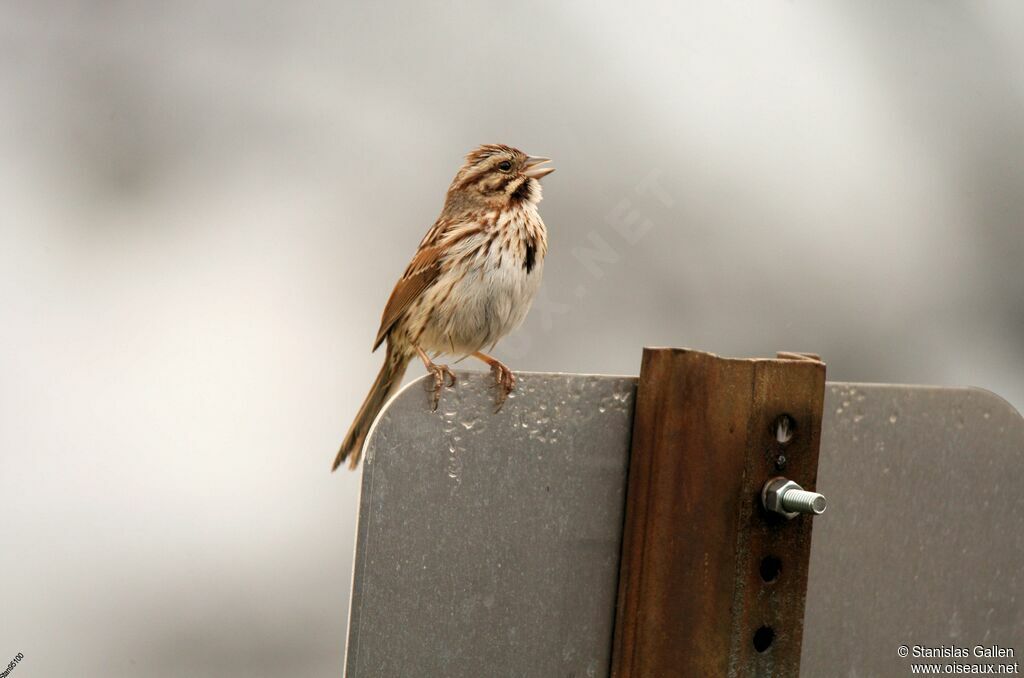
[761,477,827,519]
[780,488,827,515]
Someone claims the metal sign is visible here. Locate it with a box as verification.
[343,372,1024,677]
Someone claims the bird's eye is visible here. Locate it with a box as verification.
[497,160,513,172]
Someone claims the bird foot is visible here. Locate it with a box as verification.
[424,361,456,411]
[489,361,516,412]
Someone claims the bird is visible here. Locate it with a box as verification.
[333,144,555,471]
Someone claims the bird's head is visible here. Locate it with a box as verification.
[444,144,554,214]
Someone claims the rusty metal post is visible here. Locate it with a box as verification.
[611,348,826,677]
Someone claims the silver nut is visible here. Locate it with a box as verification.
[762,478,801,518]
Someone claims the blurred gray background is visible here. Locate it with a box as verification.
[1,1,1022,676]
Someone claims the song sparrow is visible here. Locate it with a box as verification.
[333,144,555,471]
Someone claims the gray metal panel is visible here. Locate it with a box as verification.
[801,384,1024,677]
[344,373,1024,677]
[345,372,636,678]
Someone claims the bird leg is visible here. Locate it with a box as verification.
[472,351,516,412]
[415,346,456,411]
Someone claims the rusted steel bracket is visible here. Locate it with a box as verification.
[611,348,827,677]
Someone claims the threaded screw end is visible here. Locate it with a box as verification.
[780,489,827,515]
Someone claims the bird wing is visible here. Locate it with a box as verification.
[372,242,445,351]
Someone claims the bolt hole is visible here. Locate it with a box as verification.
[759,555,782,583]
[773,414,795,444]
[753,625,775,653]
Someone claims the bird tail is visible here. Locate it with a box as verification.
[333,346,410,471]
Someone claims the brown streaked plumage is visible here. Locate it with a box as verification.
[333,144,554,471]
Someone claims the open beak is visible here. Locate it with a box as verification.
[524,155,555,179]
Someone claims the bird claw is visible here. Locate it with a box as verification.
[425,363,457,411]
[489,362,516,412]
